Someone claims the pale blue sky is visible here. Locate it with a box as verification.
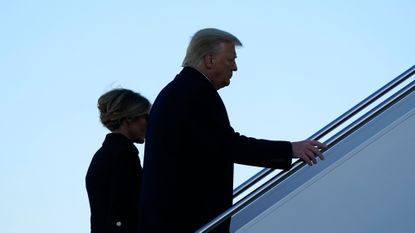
[1,1,414,232]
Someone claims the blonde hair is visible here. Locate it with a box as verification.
[182,28,243,67]
[97,88,150,131]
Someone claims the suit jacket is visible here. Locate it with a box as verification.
[86,133,142,233]
[139,67,293,233]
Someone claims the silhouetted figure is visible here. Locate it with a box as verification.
[138,28,326,233]
[86,88,150,233]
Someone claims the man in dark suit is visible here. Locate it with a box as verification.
[138,28,326,233]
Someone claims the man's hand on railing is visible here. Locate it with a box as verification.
[291,140,327,166]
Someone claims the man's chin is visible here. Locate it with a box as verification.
[218,82,230,90]
[134,138,145,144]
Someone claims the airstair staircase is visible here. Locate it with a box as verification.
[197,65,415,233]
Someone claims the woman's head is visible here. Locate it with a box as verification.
[98,88,151,143]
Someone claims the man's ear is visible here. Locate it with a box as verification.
[203,54,214,69]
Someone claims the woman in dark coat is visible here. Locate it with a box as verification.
[86,88,150,233]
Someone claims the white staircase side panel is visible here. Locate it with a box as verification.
[231,91,415,233]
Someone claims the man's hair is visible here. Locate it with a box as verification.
[97,88,150,131]
[182,28,243,67]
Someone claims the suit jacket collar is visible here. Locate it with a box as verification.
[179,66,213,87]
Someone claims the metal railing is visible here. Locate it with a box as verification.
[196,65,415,233]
